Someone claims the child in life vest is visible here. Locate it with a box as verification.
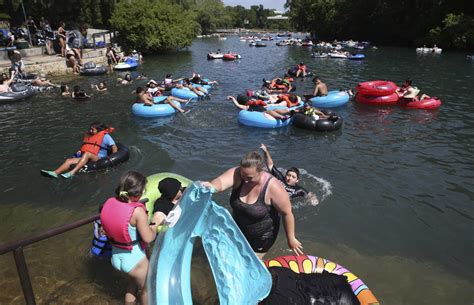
[100,171,157,305]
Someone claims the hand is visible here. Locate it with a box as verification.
[260,143,268,152]
[226,96,233,100]
[200,181,215,193]
[288,237,303,256]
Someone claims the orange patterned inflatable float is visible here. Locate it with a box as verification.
[265,255,379,305]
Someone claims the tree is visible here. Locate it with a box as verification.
[110,0,198,53]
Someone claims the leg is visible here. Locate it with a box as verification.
[67,152,100,176]
[128,257,150,305]
[265,110,287,120]
[165,96,185,113]
[124,278,138,305]
[52,157,81,175]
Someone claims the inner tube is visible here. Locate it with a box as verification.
[356,80,397,96]
[207,52,223,60]
[238,110,292,128]
[255,42,267,47]
[264,255,379,305]
[223,53,241,60]
[348,54,365,60]
[0,86,36,104]
[146,182,272,305]
[140,172,192,221]
[114,57,139,70]
[171,87,199,100]
[80,143,130,173]
[287,67,313,78]
[292,111,343,131]
[80,65,107,76]
[398,97,442,110]
[355,92,399,106]
[132,97,181,118]
[310,90,350,108]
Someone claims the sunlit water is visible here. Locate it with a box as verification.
[0,36,473,304]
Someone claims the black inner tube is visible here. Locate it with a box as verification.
[292,111,343,131]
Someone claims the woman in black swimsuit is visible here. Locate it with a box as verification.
[203,151,303,259]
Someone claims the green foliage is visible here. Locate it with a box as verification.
[110,0,198,53]
[285,0,474,50]
[428,14,474,49]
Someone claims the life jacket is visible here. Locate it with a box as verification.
[146,87,161,97]
[100,197,147,250]
[297,64,306,72]
[246,99,267,107]
[90,219,112,258]
[270,80,288,90]
[80,127,114,156]
[278,95,299,107]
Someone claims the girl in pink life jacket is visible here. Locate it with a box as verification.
[100,171,157,305]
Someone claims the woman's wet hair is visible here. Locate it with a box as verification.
[136,86,144,94]
[115,171,147,202]
[240,151,265,171]
[125,73,131,80]
[289,94,298,103]
[60,84,68,92]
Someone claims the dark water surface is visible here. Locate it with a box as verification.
[0,36,473,304]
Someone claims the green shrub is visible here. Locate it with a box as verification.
[110,0,198,53]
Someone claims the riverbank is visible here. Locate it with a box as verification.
[0,47,114,76]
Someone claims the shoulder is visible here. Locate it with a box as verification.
[267,175,286,194]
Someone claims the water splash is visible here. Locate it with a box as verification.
[277,167,333,208]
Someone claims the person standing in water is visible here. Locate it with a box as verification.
[100,171,157,305]
[202,150,304,259]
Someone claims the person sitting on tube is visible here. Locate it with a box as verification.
[40,122,117,179]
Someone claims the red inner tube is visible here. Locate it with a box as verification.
[357,80,398,96]
[398,97,442,109]
[355,92,399,105]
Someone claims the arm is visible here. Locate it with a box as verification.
[132,207,157,243]
[268,180,303,255]
[227,96,248,111]
[110,144,118,154]
[152,211,167,227]
[207,166,239,193]
[260,144,274,171]
[313,84,319,96]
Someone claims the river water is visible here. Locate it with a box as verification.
[0,36,473,304]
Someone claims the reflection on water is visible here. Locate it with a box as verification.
[0,36,473,304]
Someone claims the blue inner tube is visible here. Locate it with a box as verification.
[310,90,350,108]
[348,54,365,60]
[80,66,107,76]
[238,110,292,128]
[132,97,181,118]
[171,88,199,100]
[114,58,139,70]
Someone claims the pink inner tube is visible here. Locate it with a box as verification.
[355,92,400,105]
[357,80,398,96]
[399,97,442,109]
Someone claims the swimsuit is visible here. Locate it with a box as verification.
[230,172,280,253]
[110,224,146,273]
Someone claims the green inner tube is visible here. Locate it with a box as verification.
[141,172,192,221]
